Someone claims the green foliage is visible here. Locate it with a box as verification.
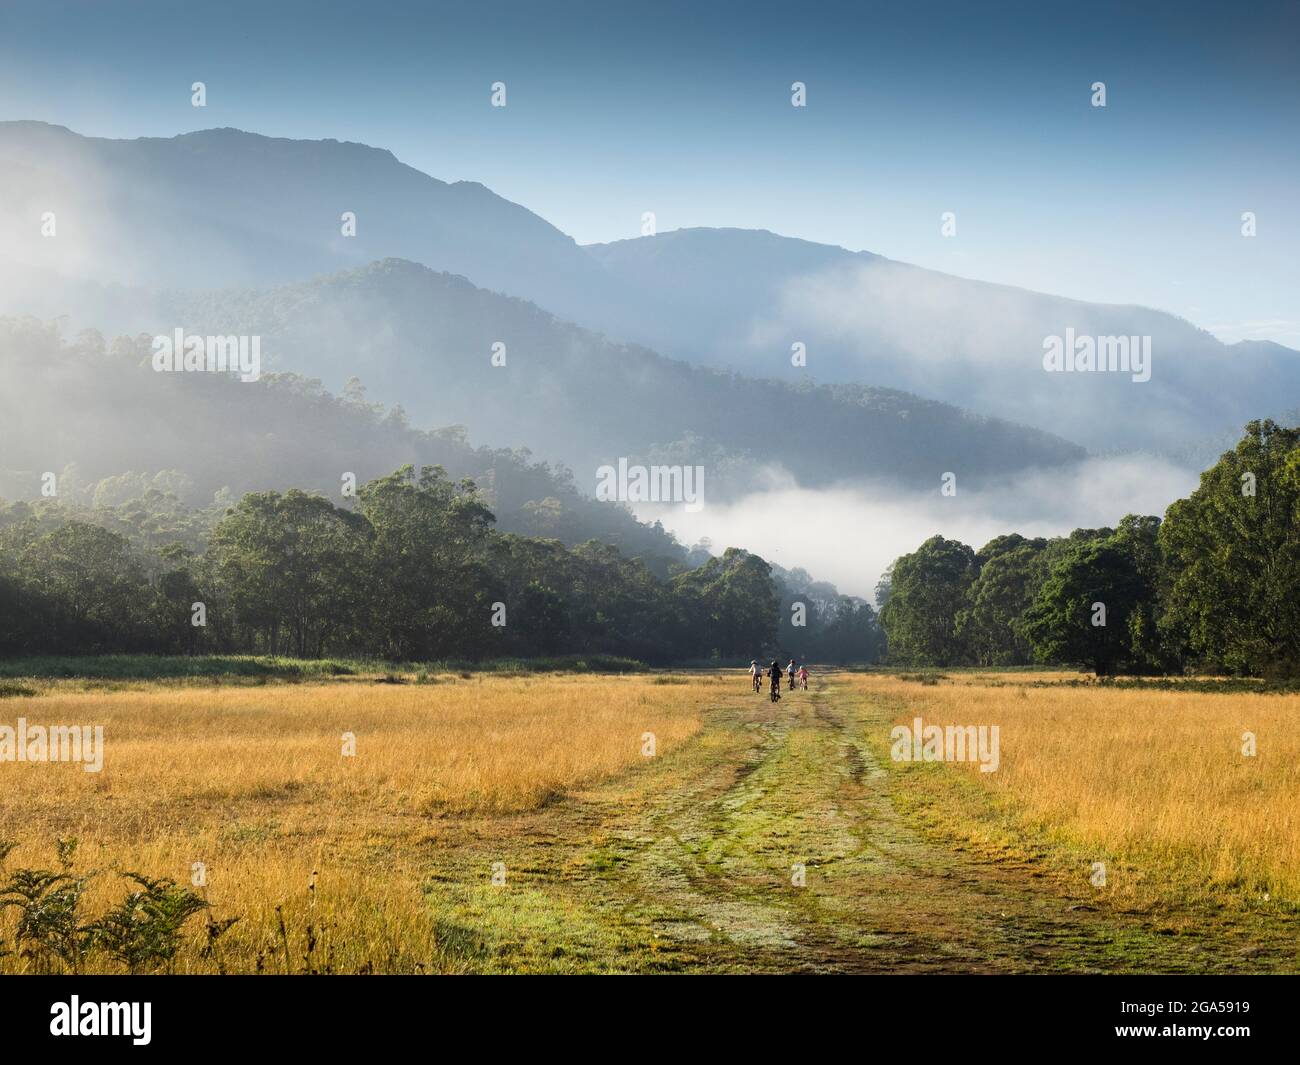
[0,463,866,663]
[1112,514,1173,671]
[878,536,976,665]
[355,465,495,659]
[1021,537,1150,676]
[877,422,1300,676]
[208,488,372,657]
[897,672,947,685]
[773,563,883,663]
[0,653,651,680]
[955,537,1047,666]
[0,848,229,974]
[0,680,37,697]
[0,654,357,679]
[672,548,779,658]
[0,869,96,973]
[91,873,210,974]
[1,517,154,653]
[1159,420,1300,675]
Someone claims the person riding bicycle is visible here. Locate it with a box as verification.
[768,659,783,701]
[787,659,798,691]
[749,659,762,692]
[798,664,809,690]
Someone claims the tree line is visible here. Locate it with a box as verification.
[0,465,882,664]
[878,421,1300,676]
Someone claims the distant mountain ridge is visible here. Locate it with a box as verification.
[2,120,1296,457]
[146,258,1086,497]
[0,120,610,310]
[581,228,1300,452]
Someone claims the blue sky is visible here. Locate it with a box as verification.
[2,0,1297,345]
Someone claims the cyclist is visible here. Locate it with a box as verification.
[768,659,783,702]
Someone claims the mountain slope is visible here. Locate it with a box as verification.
[145,258,1087,497]
[0,317,687,570]
[582,228,1300,453]
[0,120,610,313]
[3,122,1295,456]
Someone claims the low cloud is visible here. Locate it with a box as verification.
[637,455,1199,599]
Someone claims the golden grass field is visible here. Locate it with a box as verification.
[853,673,1300,906]
[2,668,1298,973]
[0,673,709,973]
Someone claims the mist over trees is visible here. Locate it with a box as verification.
[878,422,1300,677]
[0,317,685,569]
[0,314,894,664]
[4,303,1293,673]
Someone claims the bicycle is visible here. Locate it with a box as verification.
[752,673,762,693]
[769,678,781,703]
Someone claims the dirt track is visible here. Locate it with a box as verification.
[419,673,1298,973]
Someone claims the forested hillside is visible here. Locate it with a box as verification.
[0,318,883,663]
[582,228,1300,454]
[0,317,683,567]
[150,258,1087,496]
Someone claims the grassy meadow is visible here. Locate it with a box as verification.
[1,662,1297,973]
[0,669,709,973]
[854,672,1300,908]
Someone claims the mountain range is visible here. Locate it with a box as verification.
[1,119,1294,520]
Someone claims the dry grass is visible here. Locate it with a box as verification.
[854,671,1300,904]
[0,672,718,973]
[8,667,1296,973]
